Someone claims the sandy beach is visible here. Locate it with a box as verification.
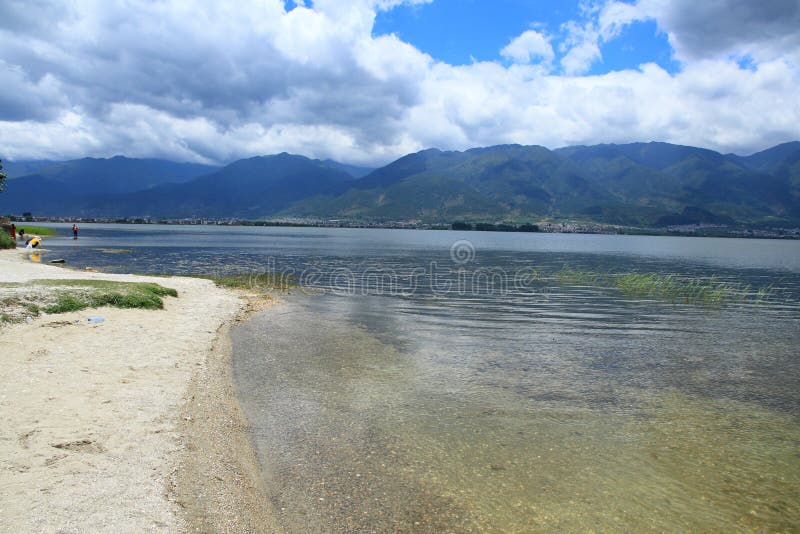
[0,249,278,532]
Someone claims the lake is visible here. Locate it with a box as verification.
[34,223,800,531]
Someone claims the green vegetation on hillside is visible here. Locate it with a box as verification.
[286,142,800,226]
[2,142,799,226]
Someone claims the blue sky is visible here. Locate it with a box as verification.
[374,0,582,66]
[373,0,678,74]
[1,0,799,165]
[591,19,677,74]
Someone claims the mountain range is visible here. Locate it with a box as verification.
[2,141,799,226]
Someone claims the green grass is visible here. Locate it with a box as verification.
[129,272,296,291]
[554,268,772,306]
[614,273,748,305]
[0,279,179,324]
[199,272,296,292]
[0,231,15,249]
[14,225,60,236]
[45,294,86,313]
[33,280,178,314]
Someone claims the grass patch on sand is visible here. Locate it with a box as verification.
[38,280,177,312]
[129,272,295,291]
[0,279,178,323]
[200,272,296,292]
[555,267,773,306]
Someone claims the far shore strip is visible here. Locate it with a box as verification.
[0,250,279,532]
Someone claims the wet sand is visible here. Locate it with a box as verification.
[0,249,279,532]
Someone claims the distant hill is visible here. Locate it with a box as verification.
[726,141,800,173]
[81,153,357,218]
[288,142,800,225]
[0,156,218,216]
[1,143,798,226]
[554,142,795,224]
[2,160,60,178]
[321,160,375,179]
[289,145,618,222]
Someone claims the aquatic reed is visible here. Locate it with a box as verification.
[554,267,773,306]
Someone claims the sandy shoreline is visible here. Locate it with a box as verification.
[0,249,278,532]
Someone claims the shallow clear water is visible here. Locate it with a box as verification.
[36,224,800,531]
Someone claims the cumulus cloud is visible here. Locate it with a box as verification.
[501,29,555,65]
[0,0,798,166]
[559,1,646,75]
[559,22,602,75]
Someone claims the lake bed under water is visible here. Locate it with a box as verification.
[35,224,800,531]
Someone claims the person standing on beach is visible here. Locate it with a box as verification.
[9,223,15,239]
[72,224,79,239]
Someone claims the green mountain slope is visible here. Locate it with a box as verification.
[291,142,800,225]
[291,145,626,222]
[727,141,800,173]
[321,160,375,179]
[555,142,799,225]
[2,142,798,225]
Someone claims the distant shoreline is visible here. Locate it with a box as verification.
[13,216,800,240]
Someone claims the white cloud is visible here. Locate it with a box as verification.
[0,0,798,166]
[598,1,645,41]
[559,1,647,75]
[401,58,800,156]
[559,22,602,75]
[501,30,555,65]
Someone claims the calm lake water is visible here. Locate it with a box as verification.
[33,223,800,531]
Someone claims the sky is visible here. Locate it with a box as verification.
[1,0,799,166]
